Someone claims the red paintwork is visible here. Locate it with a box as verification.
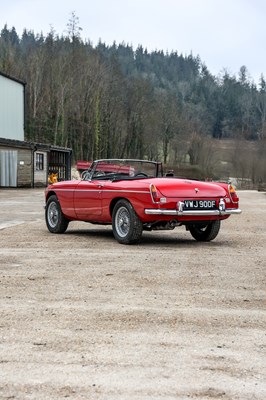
[45,175,240,224]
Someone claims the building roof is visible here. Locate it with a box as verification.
[0,71,26,86]
[0,137,72,153]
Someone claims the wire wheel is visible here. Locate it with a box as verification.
[112,200,143,244]
[47,200,59,228]
[115,206,130,238]
[45,195,69,234]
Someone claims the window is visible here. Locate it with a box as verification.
[36,153,44,170]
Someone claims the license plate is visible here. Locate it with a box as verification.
[183,199,216,210]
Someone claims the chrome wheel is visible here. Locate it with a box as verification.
[115,206,130,238]
[112,200,143,244]
[45,195,69,234]
[47,201,59,228]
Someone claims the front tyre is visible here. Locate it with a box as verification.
[188,220,221,242]
[45,195,69,233]
[112,200,143,244]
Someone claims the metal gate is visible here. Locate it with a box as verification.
[0,150,17,187]
[48,150,71,181]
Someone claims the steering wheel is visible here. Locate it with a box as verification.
[135,173,148,177]
[94,171,105,177]
[81,170,91,180]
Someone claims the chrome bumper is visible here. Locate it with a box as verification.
[145,208,242,216]
[145,199,242,216]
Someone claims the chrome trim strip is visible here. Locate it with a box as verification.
[145,208,242,216]
[51,188,147,194]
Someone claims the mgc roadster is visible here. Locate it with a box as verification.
[45,159,241,244]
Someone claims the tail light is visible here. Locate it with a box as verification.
[150,184,161,203]
[228,184,239,203]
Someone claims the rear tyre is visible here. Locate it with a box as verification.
[45,195,69,233]
[188,220,221,242]
[112,200,143,244]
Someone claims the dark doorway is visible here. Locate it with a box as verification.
[48,150,71,182]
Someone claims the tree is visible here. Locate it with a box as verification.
[256,74,266,141]
[0,20,264,184]
[66,11,82,43]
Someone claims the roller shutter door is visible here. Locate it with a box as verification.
[0,150,17,187]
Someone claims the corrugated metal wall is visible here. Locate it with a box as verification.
[0,150,17,187]
[0,75,24,141]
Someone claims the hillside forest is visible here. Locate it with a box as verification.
[0,14,265,185]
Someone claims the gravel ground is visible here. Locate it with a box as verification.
[0,189,265,400]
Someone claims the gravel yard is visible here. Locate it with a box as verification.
[0,189,265,400]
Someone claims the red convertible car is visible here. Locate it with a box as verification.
[45,159,241,244]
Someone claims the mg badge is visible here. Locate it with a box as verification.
[195,188,199,193]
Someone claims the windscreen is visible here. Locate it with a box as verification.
[88,160,161,180]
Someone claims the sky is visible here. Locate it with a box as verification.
[1,0,266,85]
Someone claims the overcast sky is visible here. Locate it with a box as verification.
[1,0,265,84]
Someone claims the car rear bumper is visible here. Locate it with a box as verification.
[145,208,242,216]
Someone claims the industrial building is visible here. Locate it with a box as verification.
[0,71,72,187]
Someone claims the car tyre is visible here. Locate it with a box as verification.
[188,220,220,242]
[112,199,143,244]
[45,195,69,233]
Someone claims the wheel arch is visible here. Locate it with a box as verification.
[109,196,131,217]
[45,190,57,202]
